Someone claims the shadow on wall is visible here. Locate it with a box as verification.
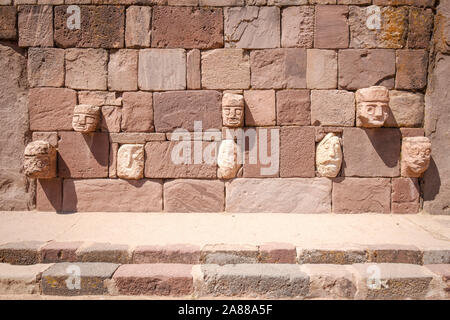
[364,128,400,169]
[422,157,441,202]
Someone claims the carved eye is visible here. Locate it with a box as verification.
[85,116,95,124]
[235,109,242,115]
[73,115,79,121]
[223,109,230,115]
[366,106,375,114]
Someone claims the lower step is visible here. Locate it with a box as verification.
[1,263,448,299]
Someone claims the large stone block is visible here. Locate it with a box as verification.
[108,49,138,91]
[280,126,315,178]
[407,7,433,49]
[391,177,420,213]
[63,179,163,212]
[385,91,424,127]
[276,90,310,126]
[121,92,154,132]
[0,241,45,265]
[164,179,224,212]
[40,242,82,263]
[201,49,250,89]
[76,243,130,264]
[395,50,428,90]
[18,5,53,47]
[306,49,338,89]
[27,48,64,87]
[152,7,223,49]
[132,244,201,264]
[332,178,391,213]
[250,48,307,89]
[187,49,201,90]
[311,90,355,126]
[314,5,349,49]
[125,6,151,48]
[138,49,186,91]
[0,264,51,295]
[281,6,314,48]
[342,128,401,177]
[28,88,76,131]
[54,5,124,48]
[201,244,259,265]
[244,90,276,127]
[36,179,62,212]
[338,49,396,90]
[153,91,222,133]
[65,48,108,90]
[225,178,332,213]
[225,6,280,49]
[0,6,16,40]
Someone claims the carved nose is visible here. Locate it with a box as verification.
[78,115,86,124]
[374,107,383,116]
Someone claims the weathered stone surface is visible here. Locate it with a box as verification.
[40,242,82,263]
[433,3,450,54]
[401,136,431,178]
[338,49,396,90]
[373,0,435,7]
[125,6,151,48]
[217,140,242,179]
[132,244,201,264]
[23,140,57,179]
[0,43,32,211]
[121,92,154,132]
[109,133,166,144]
[222,93,244,127]
[108,49,138,91]
[202,49,250,89]
[251,48,307,89]
[117,144,144,180]
[29,88,76,131]
[42,262,119,296]
[407,8,433,49]
[307,49,338,89]
[65,49,108,90]
[226,178,331,213]
[199,0,244,6]
[368,245,423,264]
[391,178,420,214]
[168,0,199,5]
[138,49,186,91]
[63,179,163,212]
[314,5,349,49]
[0,6,16,39]
[100,106,121,133]
[385,91,424,127]
[152,7,223,49]
[244,90,276,126]
[36,179,62,212]
[187,49,201,90]
[72,104,101,133]
[77,243,130,264]
[153,91,221,133]
[164,179,224,212]
[349,6,408,49]
[54,5,124,48]
[225,6,279,49]
[276,90,310,126]
[342,128,401,177]
[268,0,307,4]
[109,142,118,178]
[78,91,122,107]
[281,6,314,48]
[355,86,390,128]
[297,246,367,264]
[396,50,428,90]
[423,251,450,265]
[311,90,355,126]
[144,141,218,179]
[0,263,51,295]
[201,244,259,265]
[112,264,194,296]
[18,5,53,47]
[260,243,296,264]
[280,126,315,178]
[400,128,425,138]
[27,48,64,87]
[195,264,309,298]
[58,132,109,178]
[32,132,58,147]
[316,133,343,178]
[0,241,45,265]
[332,178,391,213]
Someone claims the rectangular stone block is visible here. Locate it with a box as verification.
[187,49,201,90]
[32,131,58,147]
[138,49,186,91]
[54,5,124,48]
[226,178,332,213]
[297,246,368,264]
[423,250,450,265]
[37,179,62,212]
[202,49,250,89]
[108,49,138,91]
[77,243,130,264]
[199,0,244,5]
[121,92,154,132]
[391,177,420,214]
[385,91,424,128]
[368,245,423,264]
[27,48,64,87]
[164,179,224,213]
[40,242,83,263]
[0,6,16,40]
[0,263,51,295]
[112,264,194,296]
[100,105,121,133]
[18,5,53,47]
[250,48,306,89]
[260,243,296,264]
[152,7,223,49]
[338,49,396,90]
[153,90,222,133]
[314,5,349,49]
[58,132,109,178]
[396,50,428,90]
[29,88,76,131]
[276,90,310,126]
[65,48,108,90]
[42,262,119,296]
[342,128,401,177]
[78,91,122,106]
[132,244,201,264]
[125,6,151,48]
[201,244,259,265]
[332,177,391,213]
[306,49,337,89]
[311,90,355,126]
[0,241,45,265]
[63,179,163,212]
[109,133,166,144]
[280,126,315,178]
[281,6,314,48]
[407,8,433,49]
[144,141,218,179]
[244,90,276,127]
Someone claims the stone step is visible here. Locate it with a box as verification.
[0,263,448,300]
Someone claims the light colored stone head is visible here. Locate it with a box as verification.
[316,133,342,178]
[401,137,432,177]
[117,144,144,180]
[217,140,242,179]
[222,93,244,127]
[356,86,390,128]
[72,104,100,133]
[23,140,57,179]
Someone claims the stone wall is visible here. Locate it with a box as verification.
[0,0,445,214]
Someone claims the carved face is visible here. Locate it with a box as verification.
[217,140,241,179]
[23,141,56,179]
[72,105,100,133]
[316,133,342,178]
[402,137,432,177]
[356,86,390,128]
[117,144,144,180]
[222,93,244,127]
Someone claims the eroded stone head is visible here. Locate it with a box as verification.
[316,133,342,178]
[23,140,57,179]
[356,86,390,128]
[222,93,244,127]
[401,136,432,177]
[72,104,100,133]
[217,140,242,179]
[117,144,144,180]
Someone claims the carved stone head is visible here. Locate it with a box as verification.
[401,137,432,177]
[217,140,242,179]
[222,93,244,127]
[356,86,390,128]
[117,144,144,180]
[72,104,100,133]
[23,140,57,179]
[316,133,342,178]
